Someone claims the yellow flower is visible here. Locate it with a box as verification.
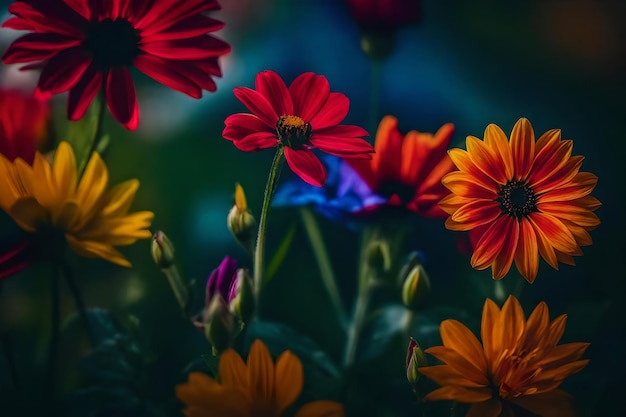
[0,141,153,267]
[419,295,589,417]
[176,339,344,417]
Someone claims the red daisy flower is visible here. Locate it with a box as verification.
[1,0,230,130]
[223,70,374,187]
[348,115,455,217]
[0,88,49,163]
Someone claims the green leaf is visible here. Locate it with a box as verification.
[63,95,104,175]
[263,222,297,284]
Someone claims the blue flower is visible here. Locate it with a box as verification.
[273,155,385,227]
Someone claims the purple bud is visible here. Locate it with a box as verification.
[205,256,239,306]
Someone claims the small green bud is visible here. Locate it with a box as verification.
[230,269,255,324]
[151,230,175,268]
[204,294,234,353]
[402,264,431,310]
[360,31,396,61]
[227,183,257,251]
[406,338,427,384]
[366,240,391,272]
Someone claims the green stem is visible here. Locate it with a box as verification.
[46,264,61,402]
[79,91,107,177]
[299,206,347,328]
[343,279,371,367]
[253,147,285,295]
[368,59,382,137]
[61,259,96,346]
[162,264,190,317]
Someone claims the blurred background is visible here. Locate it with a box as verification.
[0,0,624,416]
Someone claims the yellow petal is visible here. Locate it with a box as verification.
[9,197,49,232]
[274,350,304,414]
[52,141,77,200]
[100,179,140,217]
[75,151,108,221]
[65,235,131,267]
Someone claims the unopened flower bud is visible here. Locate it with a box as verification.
[227,183,257,252]
[360,32,396,61]
[402,264,430,310]
[406,338,427,384]
[204,294,234,353]
[151,230,175,268]
[230,269,255,324]
[366,240,391,272]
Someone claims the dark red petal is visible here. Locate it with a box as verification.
[255,70,293,117]
[232,87,278,128]
[284,147,327,187]
[143,15,225,41]
[223,113,274,142]
[2,16,35,30]
[310,135,374,156]
[140,36,230,60]
[2,33,80,64]
[64,0,93,20]
[195,58,222,77]
[105,68,139,130]
[309,92,349,130]
[233,132,278,152]
[314,124,369,138]
[136,0,221,33]
[134,54,201,98]
[289,72,330,121]
[68,66,103,121]
[0,239,34,280]
[7,1,85,37]
[37,48,91,94]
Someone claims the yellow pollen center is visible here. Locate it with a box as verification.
[276,115,312,149]
[281,115,305,128]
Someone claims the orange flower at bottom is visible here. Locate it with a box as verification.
[176,339,344,417]
[419,296,589,417]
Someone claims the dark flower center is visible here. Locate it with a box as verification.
[83,18,140,70]
[496,180,538,218]
[378,181,415,203]
[276,115,312,149]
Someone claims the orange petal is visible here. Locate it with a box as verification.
[499,295,525,350]
[528,138,572,190]
[466,135,508,185]
[439,320,487,370]
[418,364,487,388]
[538,343,590,369]
[448,148,497,191]
[294,400,344,417]
[372,115,402,182]
[527,213,579,254]
[423,385,493,403]
[467,398,502,417]
[510,390,576,417]
[521,302,550,352]
[513,217,539,283]
[544,315,567,349]
[533,128,562,156]
[471,215,512,270]
[422,347,489,385]
[536,202,600,229]
[451,199,501,228]
[537,172,597,203]
[442,171,498,199]
[246,339,275,404]
[219,349,249,390]
[510,118,535,180]
[481,298,502,369]
[484,124,514,180]
[532,155,583,194]
[274,350,304,414]
[491,218,520,279]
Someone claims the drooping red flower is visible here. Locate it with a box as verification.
[348,115,455,217]
[2,0,230,130]
[223,70,374,187]
[344,0,421,32]
[0,88,49,163]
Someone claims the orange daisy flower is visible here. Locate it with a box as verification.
[349,115,455,217]
[440,118,600,282]
[176,339,344,417]
[419,295,590,417]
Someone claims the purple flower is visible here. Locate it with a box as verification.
[205,256,239,307]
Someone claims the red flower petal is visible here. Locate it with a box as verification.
[490,217,519,279]
[289,72,330,121]
[510,118,535,180]
[450,199,501,230]
[68,66,103,121]
[223,113,274,142]
[105,67,139,130]
[134,54,202,98]
[233,87,278,128]
[255,70,293,118]
[527,212,579,254]
[143,15,225,42]
[514,217,539,283]
[38,48,91,94]
[309,93,349,130]
[284,147,327,187]
[2,33,80,64]
[136,0,221,33]
[471,215,513,271]
[7,0,85,37]
[233,132,277,152]
[309,135,374,157]
[141,36,230,60]
[314,124,369,138]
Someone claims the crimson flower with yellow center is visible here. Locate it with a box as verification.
[176,339,344,417]
[419,295,590,417]
[440,118,600,282]
[0,141,153,270]
[223,70,374,187]
[2,0,230,130]
[349,115,455,216]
